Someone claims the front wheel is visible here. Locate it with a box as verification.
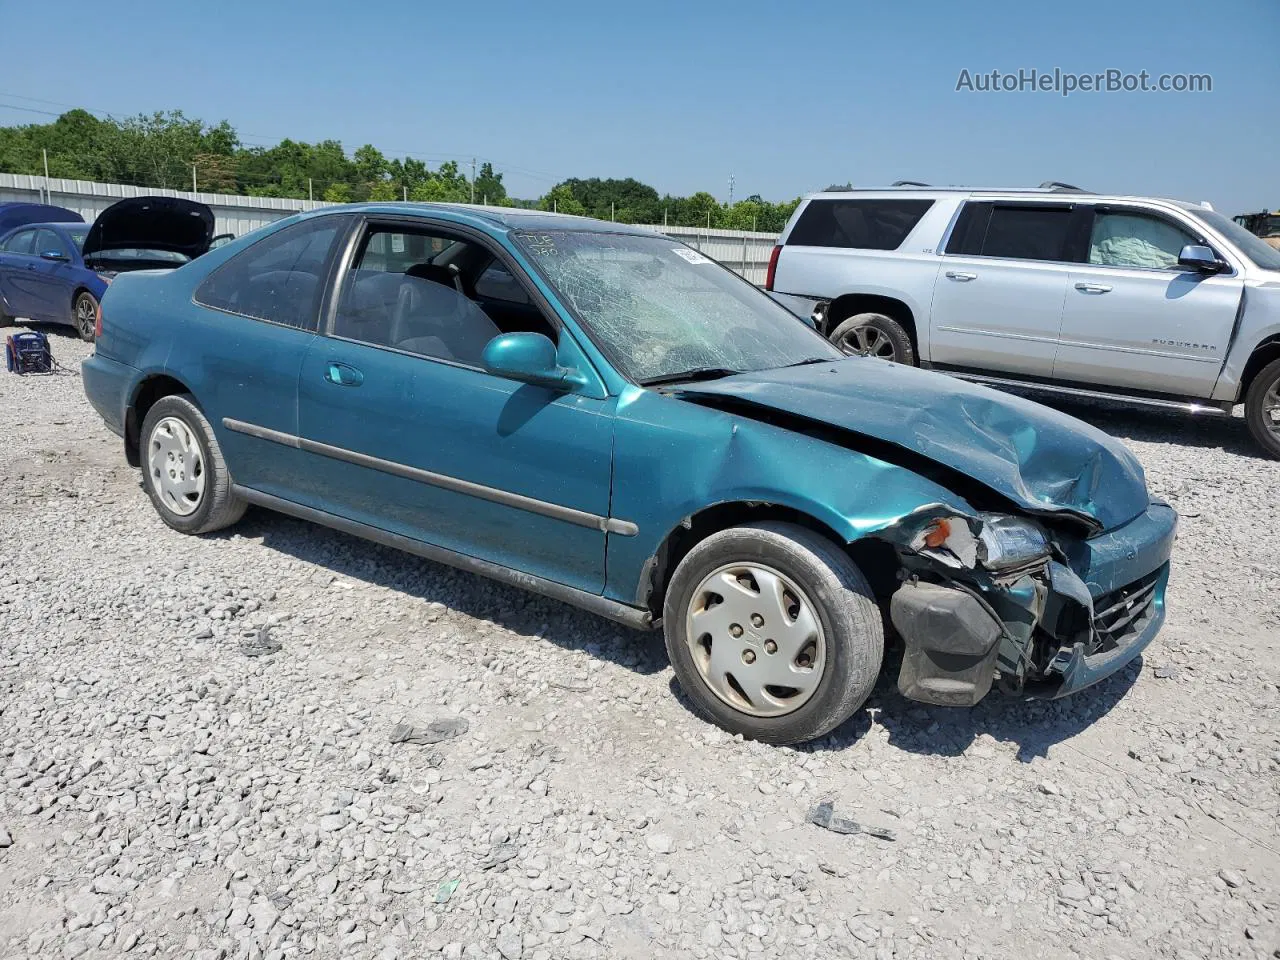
[73,291,98,342]
[140,394,246,534]
[1244,357,1280,459]
[663,521,884,744]
[829,312,916,365]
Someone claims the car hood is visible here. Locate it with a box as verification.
[82,196,215,260]
[674,359,1151,531]
[0,203,83,234]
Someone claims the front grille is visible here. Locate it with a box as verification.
[1090,569,1161,654]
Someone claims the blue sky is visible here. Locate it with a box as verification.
[1,0,1277,213]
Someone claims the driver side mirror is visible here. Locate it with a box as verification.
[1177,244,1227,274]
[482,332,587,390]
[39,250,69,262]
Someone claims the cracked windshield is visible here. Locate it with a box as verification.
[513,231,840,383]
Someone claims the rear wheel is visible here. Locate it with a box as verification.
[829,312,915,365]
[663,521,883,744]
[73,291,98,342]
[140,394,246,534]
[1244,357,1280,459]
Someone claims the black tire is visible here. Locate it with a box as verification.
[73,290,98,342]
[139,394,246,534]
[829,312,916,365]
[663,521,884,745]
[1244,357,1280,459]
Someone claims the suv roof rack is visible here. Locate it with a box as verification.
[1038,181,1087,192]
[891,180,931,187]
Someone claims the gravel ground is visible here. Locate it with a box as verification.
[1,328,1277,960]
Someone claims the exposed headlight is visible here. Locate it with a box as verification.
[975,513,1050,571]
[909,513,1049,572]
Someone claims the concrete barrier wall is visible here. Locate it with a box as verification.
[0,174,781,281]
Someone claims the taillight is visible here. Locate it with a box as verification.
[95,301,103,339]
[765,244,781,291]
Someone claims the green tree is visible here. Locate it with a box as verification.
[538,184,585,216]
[322,182,352,203]
[474,162,506,205]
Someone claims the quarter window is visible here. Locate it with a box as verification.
[787,199,934,250]
[194,216,345,330]
[1088,210,1198,270]
[332,226,507,367]
[1,229,36,254]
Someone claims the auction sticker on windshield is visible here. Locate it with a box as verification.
[672,248,711,264]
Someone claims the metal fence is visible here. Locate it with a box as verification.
[0,173,781,282]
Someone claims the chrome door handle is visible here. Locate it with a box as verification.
[945,271,977,281]
[324,362,364,387]
[1074,282,1112,294]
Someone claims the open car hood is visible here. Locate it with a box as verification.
[81,196,215,260]
[674,359,1151,532]
[0,203,83,234]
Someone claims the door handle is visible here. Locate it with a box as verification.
[945,271,977,281]
[1074,282,1112,294]
[324,362,364,387]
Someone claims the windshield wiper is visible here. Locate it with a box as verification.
[784,357,837,368]
[639,367,740,387]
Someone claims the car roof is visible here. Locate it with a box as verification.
[0,221,83,238]
[300,202,659,236]
[809,186,1215,210]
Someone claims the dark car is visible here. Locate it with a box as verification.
[82,203,1176,744]
[0,197,215,341]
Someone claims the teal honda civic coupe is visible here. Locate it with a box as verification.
[82,203,1177,744]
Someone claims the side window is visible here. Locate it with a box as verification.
[952,204,1074,262]
[332,226,504,367]
[474,261,530,305]
[33,229,68,258]
[1088,210,1198,270]
[194,216,345,330]
[787,199,934,250]
[2,229,36,254]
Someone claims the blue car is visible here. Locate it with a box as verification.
[82,203,1176,744]
[0,197,215,341]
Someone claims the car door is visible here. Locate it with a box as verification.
[27,228,77,322]
[928,201,1078,377]
[182,214,350,500]
[0,228,41,318]
[293,218,616,593]
[1054,204,1243,397]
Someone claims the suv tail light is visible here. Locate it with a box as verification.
[94,300,103,339]
[765,244,781,291]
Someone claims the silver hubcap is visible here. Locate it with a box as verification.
[684,562,826,717]
[1265,377,1280,438]
[838,324,897,360]
[76,296,95,336]
[147,417,206,516]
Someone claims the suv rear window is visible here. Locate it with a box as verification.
[947,202,1075,261]
[787,199,934,250]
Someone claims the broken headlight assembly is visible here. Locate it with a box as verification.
[909,512,1050,573]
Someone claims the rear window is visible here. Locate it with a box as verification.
[787,199,934,250]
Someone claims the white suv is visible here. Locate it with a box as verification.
[766,184,1280,457]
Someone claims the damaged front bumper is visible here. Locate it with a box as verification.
[886,499,1177,707]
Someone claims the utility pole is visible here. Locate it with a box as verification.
[42,148,50,204]
[663,208,668,228]
[611,201,615,222]
[470,158,476,204]
[308,178,314,202]
[553,198,557,213]
[192,164,198,193]
[404,185,408,201]
[728,173,735,207]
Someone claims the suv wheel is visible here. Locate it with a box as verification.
[140,394,247,534]
[663,521,884,745]
[1244,357,1280,459]
[829,312,916,365]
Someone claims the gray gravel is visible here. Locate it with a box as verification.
[1,328,1277,960]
